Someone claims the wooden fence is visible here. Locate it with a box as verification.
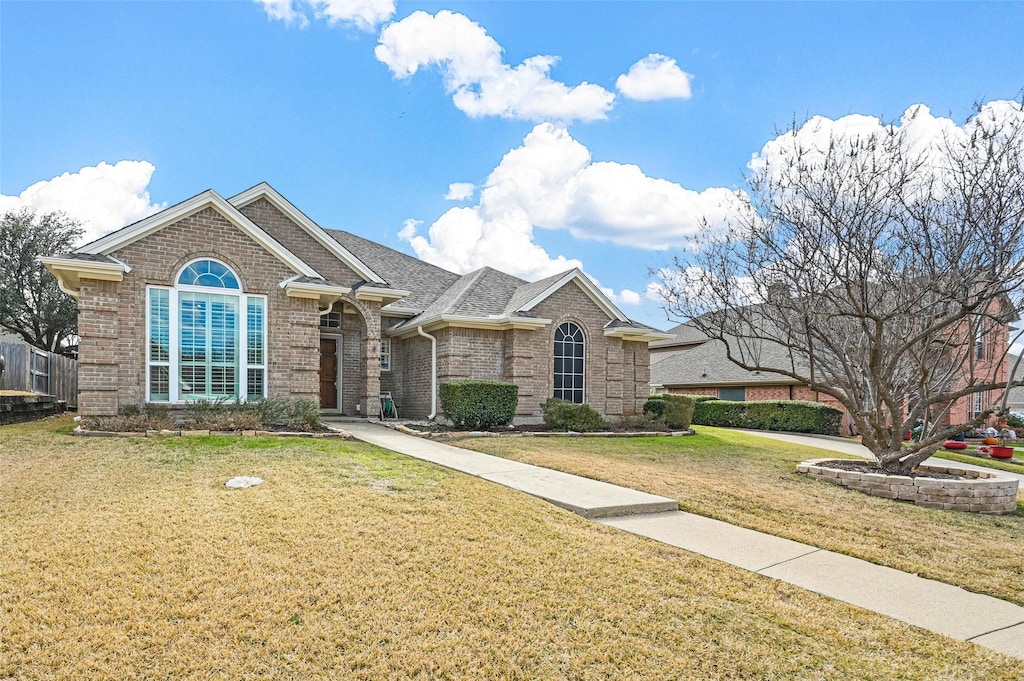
[0,340,78,407]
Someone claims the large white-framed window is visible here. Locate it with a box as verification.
[553,321,585,404]
[380,337,392,372]
[146,258,266,403]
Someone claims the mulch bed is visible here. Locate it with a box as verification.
[819,458,966,480]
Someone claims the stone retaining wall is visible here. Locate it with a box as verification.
[798,458,1019,514]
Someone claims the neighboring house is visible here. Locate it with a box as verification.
[650,311,1012,433]
[41,183,669,419]
[1004,354,1024,414]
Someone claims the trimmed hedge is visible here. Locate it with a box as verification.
[541,398,606,432]
[439,380,519,429]
[646,394,696,429]
[683,396,842,436]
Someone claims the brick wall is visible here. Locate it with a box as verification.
[77,206,321,415]
[237,198,362,287]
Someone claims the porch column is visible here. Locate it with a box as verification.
[361,300,382,417]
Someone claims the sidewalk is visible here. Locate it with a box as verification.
[331,419,1024,661]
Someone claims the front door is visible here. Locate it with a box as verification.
[320,337,338,409]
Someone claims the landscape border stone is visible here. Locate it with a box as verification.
[798,458,1019,514]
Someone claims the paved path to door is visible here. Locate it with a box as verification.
[332,420,1024,661]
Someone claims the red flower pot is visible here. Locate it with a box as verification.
[989,445,1014,460]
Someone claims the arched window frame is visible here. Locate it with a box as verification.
[146,258,267,403]
[553,320,586,404]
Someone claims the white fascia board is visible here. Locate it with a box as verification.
[518,268,628,322]
[604,328,676,343]
[77,189,321,279]
[228,183,387,285]
[283,279,351,309]
[283,279,351,298]
[38,256,127,298]
[380,306,420,318]
[354,286,412,304]
[392,314,551,337]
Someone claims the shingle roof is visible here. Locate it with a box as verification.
[650,336,802,387]
[323,230,460,313]
[649,321,714,349]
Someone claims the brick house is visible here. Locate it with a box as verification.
[650,313,1012,434]
[41,183,669,419]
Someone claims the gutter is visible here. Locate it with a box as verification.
[417,326,437,419]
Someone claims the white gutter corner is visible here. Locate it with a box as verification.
[417,326,438,419]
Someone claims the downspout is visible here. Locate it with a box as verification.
[417,326,437,419]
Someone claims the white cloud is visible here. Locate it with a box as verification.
[397,218,420,240]
[402,122,746,281]
[314,0,394,32]
[0,161,164,245]
[255,0,394,32]
[600,284,642,306]
[375,10,615,123]
[748,100,1024,197]
[616,54,693,101]
[444,182,475,201]
[255,0,308,27]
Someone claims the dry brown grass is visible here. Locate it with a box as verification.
[460,428,1024,608]
[1,417,1021,679]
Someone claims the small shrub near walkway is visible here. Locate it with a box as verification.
[439,380,518,429]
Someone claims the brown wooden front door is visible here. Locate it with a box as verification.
[320,337,338,409]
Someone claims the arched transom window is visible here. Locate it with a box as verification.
[147,258,266,403]
[553,321,585,404]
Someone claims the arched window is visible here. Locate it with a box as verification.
[176,259,240,289]
[553,321,585,404]
[146,259,265,403]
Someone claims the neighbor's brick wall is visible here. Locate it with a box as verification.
[77,206,321,415]
[237,198,362,287]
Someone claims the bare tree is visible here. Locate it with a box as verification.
[0,209,82,355]
[659,101,1024,474]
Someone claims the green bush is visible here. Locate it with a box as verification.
[541,398,606,432]
[689,398,842,435]
[439,380,519,429]
[661,394,696,429]
[642,397,666,419]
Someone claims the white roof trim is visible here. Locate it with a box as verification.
[38,256,127,298]
[76,190,321,278]
[604,327,676,343]
[518,268,628,322]
[228,182,387,285]
[390,314,551,337]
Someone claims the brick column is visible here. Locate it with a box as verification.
[359,300,382,417]
[77,279,121,416]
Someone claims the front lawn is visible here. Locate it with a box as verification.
[460,427,1024,608]
[1,418,1020,678]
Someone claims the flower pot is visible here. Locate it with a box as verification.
[989,445,1014,460]
[984,437,1000,445]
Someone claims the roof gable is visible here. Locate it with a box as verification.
[76,189,320,278]
[228,183,385,285]
[514,268,628,322]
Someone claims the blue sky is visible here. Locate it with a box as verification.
[3,1,1024,329]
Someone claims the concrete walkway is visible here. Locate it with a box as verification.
[332,419,1024,661]
[338,421,677,518]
